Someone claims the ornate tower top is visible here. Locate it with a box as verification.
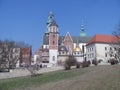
[45,12,58,35]
[80,20,86,37]
[47,12,55,24]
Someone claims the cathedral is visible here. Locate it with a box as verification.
[34,12,92,67]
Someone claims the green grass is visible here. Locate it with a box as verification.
[0,68,89,90]
[1,65,120,90]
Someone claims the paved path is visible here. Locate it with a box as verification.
[0,63,119,80]
[0,66,64,79]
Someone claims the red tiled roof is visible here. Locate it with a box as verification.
[87,34,119,45]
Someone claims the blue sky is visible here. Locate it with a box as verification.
[0,0,120,53]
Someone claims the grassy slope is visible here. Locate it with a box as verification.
[0,65,120,90]
[86,65,120,90]
[0,68,89,90]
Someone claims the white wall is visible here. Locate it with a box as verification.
[49,50,58,65]
[33,55,39,65]
[95,43,109,62]
[43,45,49,49]
[75,56,84,62]
[86,44,95,62]
[86,43,117,63]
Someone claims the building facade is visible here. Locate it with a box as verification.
[86,34,120,63]
[34,12,92,67]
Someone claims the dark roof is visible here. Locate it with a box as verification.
[43,35,49,44]
[72,36,92,43]
[43,35,92,45]
[58,36,65,45]
[49,22,58,27]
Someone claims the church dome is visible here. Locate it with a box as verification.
[74,47,82,52]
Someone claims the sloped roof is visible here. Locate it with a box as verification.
[49,22,58,27]
[87,34,119,45]
[43,35,49,44]
[43,35,92,45]
[72,36,92,43]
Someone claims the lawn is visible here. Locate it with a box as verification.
[0,67,89,90]
[0,65,120,90]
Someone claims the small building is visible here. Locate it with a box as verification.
[21,47,32,67]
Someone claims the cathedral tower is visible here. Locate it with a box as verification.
[47,12,59,65]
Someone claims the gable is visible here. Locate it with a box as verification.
[64,32,73,42]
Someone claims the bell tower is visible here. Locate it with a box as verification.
[47,12,59,65]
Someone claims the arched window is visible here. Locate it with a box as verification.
[53,56,55,61]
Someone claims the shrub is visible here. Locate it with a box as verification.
[64,63,71,70]
[76,62,81,68]
[109,59,118,65]
[64,55,76,70]
[87,60,91,65]
[82,60,90,68]
[92,59,98,66]
[98,59,103,63]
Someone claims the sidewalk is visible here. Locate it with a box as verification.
[0,66,64,79]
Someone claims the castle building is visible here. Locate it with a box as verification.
[34,12,92,67]
[86,34,120,63]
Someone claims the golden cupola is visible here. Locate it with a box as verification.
[74,47,82,52]
[74,41,82,52]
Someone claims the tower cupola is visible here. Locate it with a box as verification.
[45,12,58,36]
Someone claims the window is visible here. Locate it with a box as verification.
[110,47,112,50]
[88,54,89,58]
[66,45,70,51]
[53,56,55,61]
[90,54,91,58]
[115,54,117,58]
[92,53,94,57]
[105,47,107,50]
[53,27,55,32]
[105,53,107,57]
[42,61,49,63]
[82,45,84,52]
[59,52,61,55]
[53,35,55,38]
[114,47,116,51]
[53,41,55,45]
[109,54,112,57]
[92,47,93,51]
[90,48,91,51]
[88,49,89,52]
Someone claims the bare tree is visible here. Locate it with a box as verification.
[113,22,120,40]
[109,22,120,63]
[0,40,23,71]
